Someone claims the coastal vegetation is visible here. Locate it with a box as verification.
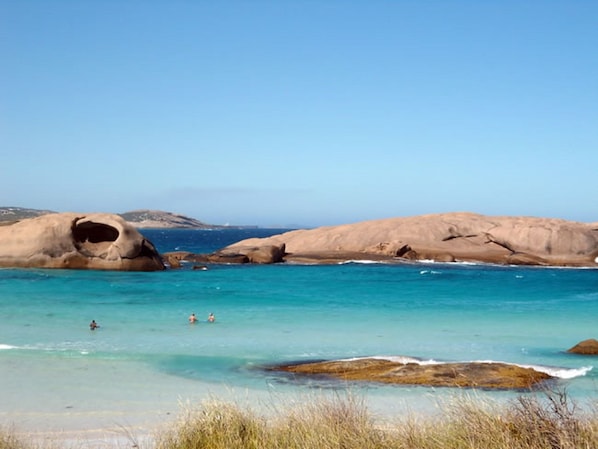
[3,389,598,449]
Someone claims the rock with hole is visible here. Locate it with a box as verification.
[0,212,164,271]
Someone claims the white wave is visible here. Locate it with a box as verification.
[526,365,593,379]
[341,355,441,365]
[0,344,17,350]
[419,270,442,275]
[471,360,593,379]
[337,356,592,380]
[375,355,441,365]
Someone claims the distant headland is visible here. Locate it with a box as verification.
[0,207,254,229]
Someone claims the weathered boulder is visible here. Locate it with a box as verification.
[208,253,250,264]
[208,244,286,264]
[267,357,553,390]
[232,244,285,264]
[505,252,549,265]
[567,339,598,355]
[0,213,164,271]
[223,212,598,267]
[163,253,184,269]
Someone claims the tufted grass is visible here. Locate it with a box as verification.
[155,388,598,449]
[0,431,26,449]
[3,389,598,449]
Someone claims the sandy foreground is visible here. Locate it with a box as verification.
[3,363,446,449]
[0,356,410,448]
[0,356,265,449]
[24,429,156,449]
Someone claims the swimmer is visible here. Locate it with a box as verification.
[189,313,197,323]
[207,312,215,323]
[89,320,99,330]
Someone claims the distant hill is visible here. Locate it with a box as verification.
[0,207,55,224]
[0,207,240,229]
[119,209,224,229]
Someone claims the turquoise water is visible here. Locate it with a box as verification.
[1,229,597,434]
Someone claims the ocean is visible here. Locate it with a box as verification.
[1,228,597,439]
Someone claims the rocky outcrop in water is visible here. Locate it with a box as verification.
[268,357,553,390]
[163,244,286,267]
[567,339,598,355]
[0,213,164,271]
[222,212,598,267]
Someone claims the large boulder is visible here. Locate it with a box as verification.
[567,339,598,355]
[208,244,285,264]
[223,212,598,267]
[0,213,164,271]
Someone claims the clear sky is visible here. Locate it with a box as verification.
[1,1,596,227]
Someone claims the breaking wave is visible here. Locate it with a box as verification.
[341,355,593,380]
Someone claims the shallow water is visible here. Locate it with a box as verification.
[1,229,597,435]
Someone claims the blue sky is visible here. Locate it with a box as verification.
[1,1,596,227]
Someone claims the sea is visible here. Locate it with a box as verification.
[1,228,597,440]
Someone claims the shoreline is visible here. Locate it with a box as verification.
[170,248,598,269]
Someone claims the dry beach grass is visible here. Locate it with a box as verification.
[3,389,598,449]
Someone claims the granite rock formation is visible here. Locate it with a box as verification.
[209,244,285,264]
[0,213,164,271]
[567,339,598,355]
[268,357,553,390]
[222,212,598,267]
[162,244,286,267]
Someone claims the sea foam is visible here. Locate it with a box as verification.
[339,259,387,265]
[342,356,592,380]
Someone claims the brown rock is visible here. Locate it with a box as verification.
[567,339,598,355]
[0,213,164,271]
[224,212,598,267]
[209,243,286,264]
[243,244,286,264]
[207,253,250,264]
[269,357,552,390]
[506,252,550,265]
[164,253,183,269]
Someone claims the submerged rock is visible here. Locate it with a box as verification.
[0,213,164,271]
[268,357,553,390]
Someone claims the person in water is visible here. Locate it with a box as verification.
[207,313,215,323]
[89,320,99,330]
[189,313,197,323]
